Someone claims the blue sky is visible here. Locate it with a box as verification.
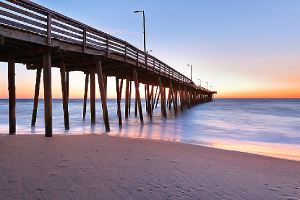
[1,0,300,98]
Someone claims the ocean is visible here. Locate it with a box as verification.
[0,98,300,161]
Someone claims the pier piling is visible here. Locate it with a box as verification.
[116,75,123,127]
[90,68,96,125]
[83,73,89,120]
[96,60,110,132]
[43,52,52,137]
[60,58,70,130]
[31,68,41,127]
[133,68,143,123]
[8,58,16,135]
[125,77,130,119]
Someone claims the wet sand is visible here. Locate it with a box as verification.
[0,134,299,200]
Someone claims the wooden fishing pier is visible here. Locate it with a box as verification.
[0,0,216,137]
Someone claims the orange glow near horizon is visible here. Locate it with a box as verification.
[0,63,299,99]
[216,88,300,99]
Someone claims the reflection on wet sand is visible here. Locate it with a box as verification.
[207,139,300,161]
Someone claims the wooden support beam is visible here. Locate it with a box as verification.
[179,85,184,111]
[135,95,138,117]
[116,76,122,127]
[153,86,158,108]
[96,60,110,132]
[144,84,148,113]
[158,77,167,118]
[31,68,41,127]
[174,85,178,112]
[90,69,96,125]
[125,77,130,119]
[66,71,69,99]
[129,81,132,115]
[147,84,152,120]
[43,52,52,137]
[83,73,89,120]
[133,68,143,123]
[169,80,177,114]
[185,87,191,109]
[155,90,160,109]
[168,88,172,110]
[8,58,16,135]
[104,75,107,101]
[0,35,4,45]
[150,84,154,115]
[60,58,69,130]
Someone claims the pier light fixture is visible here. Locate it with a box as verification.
[198,78,201,87]
[206,82,208,90]
[134,10,146,54]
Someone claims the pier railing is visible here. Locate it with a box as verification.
[0,0,195,87]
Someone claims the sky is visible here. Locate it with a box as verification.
[0,0,300,98]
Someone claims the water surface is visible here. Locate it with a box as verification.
[0,98,299,161]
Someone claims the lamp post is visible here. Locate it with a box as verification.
[206,82,208,90]
[198,78,201,87]
[187,64,192,81]
[134,10,146,54]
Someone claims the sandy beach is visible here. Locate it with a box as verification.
[0,134,299,200]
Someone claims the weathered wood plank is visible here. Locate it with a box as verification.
[8,58,16,135]
[158,77,167,118]
[43,52,52,137]
[116,76,122,127]
[90,69,96,125]
[60,58,70,130]
[83,73,89,120]
[31,68,41,127]
[96,60,110,132]
[125,77,130,119]
[133,68,143,123]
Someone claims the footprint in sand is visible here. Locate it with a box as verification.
[269,187,278,192]
[34,188,43,192]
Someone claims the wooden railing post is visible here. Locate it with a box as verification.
[136,51,139,67]
[82,26,86,53]
[106,35,109,57]
[47,12,51,45]
[124,44,127,61]
[145,53,148,69]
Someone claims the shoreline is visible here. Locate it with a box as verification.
[0,134,300,199]
[1,133,300,162]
